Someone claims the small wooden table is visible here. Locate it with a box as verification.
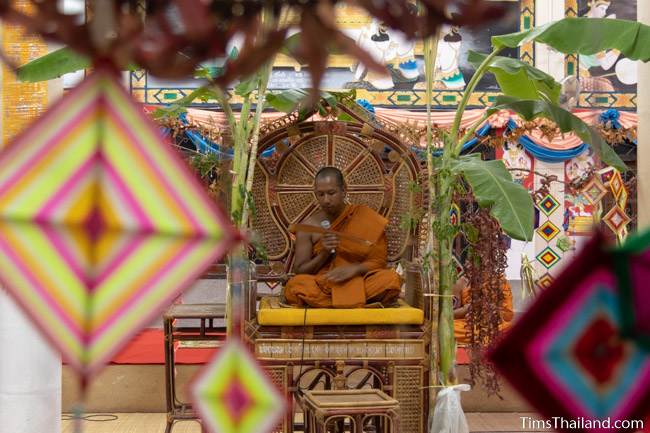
[302,389,400,433]
[163,303,226,433]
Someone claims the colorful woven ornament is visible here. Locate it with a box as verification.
[613,229,650,351]
[0,68,239,380]
[489,232,650,433]
[609,170,625,202]
[581,177,607,206]
[603,206,631,243]
[598,166,616,187]
[191,339,286,433]
[450,203,461,226]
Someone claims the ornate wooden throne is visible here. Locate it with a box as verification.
[244,109,431,433]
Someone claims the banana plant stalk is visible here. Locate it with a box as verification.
[215,8,278,337]
[422,28,441,409]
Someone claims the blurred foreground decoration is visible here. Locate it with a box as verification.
[489,230,650,433]
[2,0,503,91]
[0,67,239,383]
[615,231,650,352]
[191,338,286,433]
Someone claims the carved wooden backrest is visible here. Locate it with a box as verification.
[252,121,424,274]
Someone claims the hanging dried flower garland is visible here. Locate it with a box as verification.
[0,0,504,90]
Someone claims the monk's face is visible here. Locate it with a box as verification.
[314,176,346,218]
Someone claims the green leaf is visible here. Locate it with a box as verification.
[493,17,650,62]
[17,47,90,82]
[451,158,534,242]
[266,89,309,112]
[488,96,626,171]
[151,86,219,119]
[468,50,560,103]
[265,89,339,116]
[337,112,354,122]
[234,75,259,97]
[280,32,302,56]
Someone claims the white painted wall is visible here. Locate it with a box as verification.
[638,0,650,228]
[534,0,567,79]
[0,290,61,433]
[0,42,63,433]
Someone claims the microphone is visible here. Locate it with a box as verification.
[320,219,336,254]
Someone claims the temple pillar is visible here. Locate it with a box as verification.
[638,1,650,228]
[534,0,565,79]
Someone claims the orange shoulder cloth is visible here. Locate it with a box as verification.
[331,204,388,245]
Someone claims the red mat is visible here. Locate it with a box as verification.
[110,329,220,364]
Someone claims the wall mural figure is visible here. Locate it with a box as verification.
[347,22,466,91]
[578,0,638,92]
[347,17,420,90]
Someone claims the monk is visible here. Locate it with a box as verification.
[283,167,401,308]
[452,275,514,344]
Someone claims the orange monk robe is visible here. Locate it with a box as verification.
[284,204,401,308]
[454,280,514,344]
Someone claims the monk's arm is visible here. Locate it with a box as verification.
[360,232,388,272]
[292,230,332,275]
[328,232,388,280]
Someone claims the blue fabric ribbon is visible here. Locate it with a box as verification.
[428,122,492,157]
[506,119,588,163]
[599,109,621,129]
[163,111,629,163]
[356,98,376,114]
[168,112,275,159]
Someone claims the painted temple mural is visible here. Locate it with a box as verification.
[566,0,638,109]
[131,0,531,108]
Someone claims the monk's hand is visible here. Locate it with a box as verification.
[324,264,361,283]
[321,233,340,254]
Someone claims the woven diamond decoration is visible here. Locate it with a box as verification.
[614,230,650,351]
[538,194,560,217]
[581,178,607,206]
[450,203,461,226]
[610,170,625,202]
[603,206,631,236]
[598,166,615,186]
[0,69,239,379]
[537,273,554,290]
[536,247,561,269]
[537,221,560,242]
[192,339,286,433]
[490,234,650,433]
[617,187,629,211]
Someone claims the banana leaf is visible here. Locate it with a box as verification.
[452,157,534,242]
[17,47,89,82]
[468,50,560,104]
[493,17,650,62]
[488,96,626,172]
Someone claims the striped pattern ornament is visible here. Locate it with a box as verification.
[0,69,239,379]
[490,233,650,433]
[191,339,286,433]
[614,229,650,351]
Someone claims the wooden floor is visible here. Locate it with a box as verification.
[62,413,202,433]
[62,412,545,433]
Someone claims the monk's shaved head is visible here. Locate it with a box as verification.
[315,166,345,190]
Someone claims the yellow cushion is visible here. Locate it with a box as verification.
[257,296,424,326]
